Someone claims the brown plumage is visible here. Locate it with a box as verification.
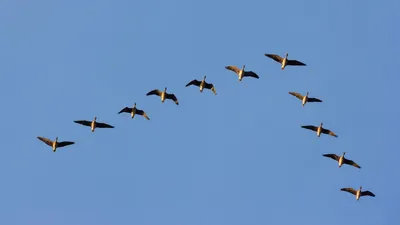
[74,116,114,132]
[301,122,338,137]
[225,65,259,81]
[265,53,306,70]
[289,91,322,107]
[341,186,375,200]
[146,87,179,105]
[186,75,217,95]
[37,136,74,152]
[118,103,150,120]
[323,152,361,169]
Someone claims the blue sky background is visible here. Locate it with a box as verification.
[0,0,398,224]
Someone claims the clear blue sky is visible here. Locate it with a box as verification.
[0,0,398,224]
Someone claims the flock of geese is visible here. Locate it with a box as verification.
[36,52,375,201]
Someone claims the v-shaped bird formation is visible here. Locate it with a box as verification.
[36,52,375,202]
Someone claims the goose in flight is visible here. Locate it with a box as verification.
[146,87,179,105]
[186,75,217,95]
[74,116,114,132]
[341,186,375,200]
[323,152,361,169]
[301,122,338,137]
[118,103,150,120]
[264,53,306,70]
[289,92,322,106]
[225,65,259,81]
[37,136,74,152]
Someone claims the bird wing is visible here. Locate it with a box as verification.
[186,79,201,87]
[322,153,340,161]
[244,71,259,79]
[74,120,92,127]
[95,122,114,128]
[289,92,304,100]
[118,107,132,114]
[307,97,322,102]
[361,191,375,197]
[57,141,75,147]
[146,89,162,96]
[341,188,357,195]
[287,59,306,66]
[225,65,240,75]
[37,136,53,147]
[301,125,318,132]
[205,82,217,95]
[264,54,283,63]
[166,93,179,105]
[136,109,150,120]
[343,158,361,168]
[321,128,338,137]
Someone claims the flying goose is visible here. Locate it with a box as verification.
[225,65,259,81]
[289,92,322,106]
[264,53,306,70]
[341,186,375,200]
[186,76,217,95]
[37,136,74,152]
[118,103,150,120]
[301,122,338,137]
[323,152,361,168]
[74,116,114,132]
[146,87,179,105]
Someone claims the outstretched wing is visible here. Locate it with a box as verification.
[322,153,340,161]
[307,97,322,103]
[74,120,92,127]
[146,89,162,96]
[289,92,304,100]
[186,79,201,87]
[361,191,375,197]
[37,136,53,147]
[205,82,217,95]
[136,109,150,120]
[57,141,75,148]
[343,158,361,168]
[225,65,240,74]
[301,125,318,132]
[118,107,132,114]
[264,54,284,63]
[166,93,179,105]
[96,122,114,128]
[341,188,357,195]
[321,128,338,137]
[244,71,259,79]
[287,59,306,66]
